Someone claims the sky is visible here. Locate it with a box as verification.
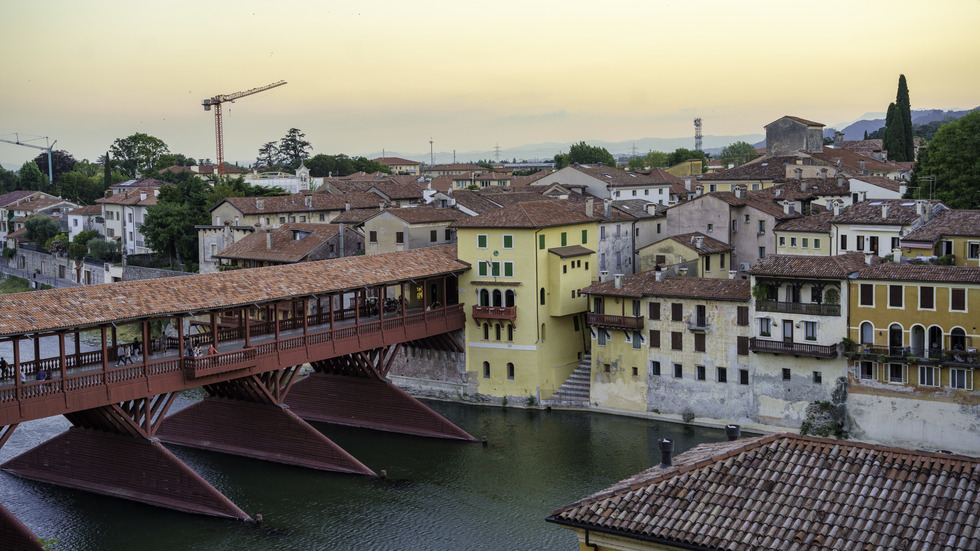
[2,0,979,168]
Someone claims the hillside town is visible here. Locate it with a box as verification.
[3,109,980,550]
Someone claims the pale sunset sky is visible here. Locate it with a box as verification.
[1,0,978,167]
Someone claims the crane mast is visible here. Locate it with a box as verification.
[0,134,57,187]
[202,80,286,177]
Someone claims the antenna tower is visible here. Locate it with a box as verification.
[694,118,703,152]
[493,143,501,163]
[429,137,434,167]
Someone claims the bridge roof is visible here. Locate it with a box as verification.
[0,245,468,337]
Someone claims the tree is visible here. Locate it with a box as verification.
[718,141,757,168]
[256,141,282,168]
[33,150,77,183]
[18,160,47,191]
[352,156,391,174]
[278,128,311,168]
[668,148,708,171]
[24,215,61,244]
[554,141,616,169]
[141,171,210,269]
[109,133,170,178]
[154,152,197,169]
[0,166,16,194]
[644,150,670,169]
[627,157,646,171]
[56,171,106,205]
[896,74,914,161]
[87,237,120,262]
[907,110,980,209]
[70,229,98,259]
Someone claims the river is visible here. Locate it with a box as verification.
[0,390,731,550]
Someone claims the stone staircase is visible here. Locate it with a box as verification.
[542,354,592,407]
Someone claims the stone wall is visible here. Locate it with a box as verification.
[388,330,476,398]
[121,264,194,281]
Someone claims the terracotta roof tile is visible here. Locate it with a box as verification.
[217,192,380,215]
[372,157,420,166]
[750,252,875,278]
[384,206,467,224]
[902,209,980,242]
[699,155,809,181]
[67,205,104,216]
[565,165,677,188]
[665,232,733,254]
[549,433,980,551]
[583,273,750,301]
[0,191,41,207]
[453,199,596,229]
[215,223,341,263]
[0,245,467,337]
[832,199,944,226]
[548,245,594,258]
[95,188,158,207]
[855,263,980,283]
[774,211,835,233]
[330,208,382,224]
[13,197,79,211]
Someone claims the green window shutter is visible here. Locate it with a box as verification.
[478,262,488,277]
[561,232,567,246]
[582,229,588,244]
[491,262,501,277]
[478,234,487,248]
[504,262,513,277]
[539,235,545,249]
[503,235,513,248]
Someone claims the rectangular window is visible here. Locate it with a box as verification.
[445,229,452,241]
[919,286,935,310]
[782,368,791,381]
[673,364,683,378]
[503,235,513,249]
[803,321,817,341]
[814,238,821,249]
[758,220,765,234]
[857,235,865,251]
[503,262,514,277]
[600,226,606,239]
[969,242,980,260]
[491,262,501,277]
[732,220,738,232]
[707,223,714,233]
[615,252,622,269]
[430,230,437,242]
[919,365,939,387]
[651,361,661,376]
[581,229,588,244]
[889,285,903,308]
[720,254,725,269]
[858,361,875,380]
[478,234,488,248]
[483,363,490,378]
[705,256,711,272]
[649,330,661,348]
[759,318,771,336]
[758,246,766,258]
[539,235,545,250]
[478,261,488,277]
[280,216,286,223]
[737,336,749,355]
[671,303,682,322]
[632,366,639,377]
[694,333,706,352]
[951,288,966,311]
[950,368,973,390]
[739,369,749,385]
[696,365,706,380]
[802,238,809,248]
[840,234,848,250]
[597,329,606,346]
[737,306,749,326]
[891,237,900,250]
[561,232,567,246]
[888,363,906,384]
[632,331,642,350]
[671,331,683,350]
[395,232,404,244]
[507,363,515,380]
[860,284,874,306]
[717,367,727,383]
[790,237,797,248]
[649,302,661,320]
[813,371,822,384]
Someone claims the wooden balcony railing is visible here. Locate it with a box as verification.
[472,305,517,325]
[749,338,837,358]
[842,343,979,366]
[756,300,841,316]
[587,313,644,330]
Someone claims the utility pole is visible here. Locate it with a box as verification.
[429,138,434,167]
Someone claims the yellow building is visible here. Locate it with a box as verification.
[845,262,980,453]
[454,200,597,401]
[773,211,833,256]
[636,232,733,277]
[899,208,980,266]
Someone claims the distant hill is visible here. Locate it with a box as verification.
[829,108,979,141]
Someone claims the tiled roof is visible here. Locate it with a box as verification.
[902,209,980,242]
[217,192,381,215]
[856,262,980,283]
[773,211,834,233]
[0,191,41,207]
[426,163,485,171]
[565,165,675,188]
[68,205,104,216]
[96,188,158,207]
[453,199,596,229]
[767,115,824,127]
[0,245,468,337]
[321,179,423,200]
[427,175,453,194]
[841,139,884,153]
[372,157,420,166]
[583,273,749,301]
[450,172,512,182]
[750,252,874,278]
[384,206,467,224]
[13,197,77,211]
[112,178,167,188]
[832,199,943,226]
[611,200,664,219]
[810,148,906,175]
[666,232,733,254]
[699,155,808,181]
[549,433,980,551]
[446,190,504,214]
[215,223,341,263]
[699,190,801,220]
[330,208,382,225]
[548,245,594,258]
[848,174,903,193]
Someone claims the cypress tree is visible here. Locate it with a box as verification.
[104,152,111,186]
[896,74,913,161]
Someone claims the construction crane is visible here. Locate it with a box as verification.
[202,80,286,177]
[0,134,57,187]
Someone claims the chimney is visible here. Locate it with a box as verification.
[865,252,873,265]
[345,201,351,211]
[833,201,842,216]
[256,199,264,210]
[265,229,273,249]
[728,270,737,279]
[104,189,113,198]
[586,197,594,216]
[614,274,623,289]
[599,270,609,281]
[837,174,846,187]
[655,270,666,282]
[695,185,703,197]
[882,204,889,219]
[603,199,611,218]
[826,199,833,212]
[725,424,741,441]
[380,201,386,212]
[678,267,689,276]
[684,178,691,192]
[834,131,844,149]
[859,160,866,174]
[659,438,674,468]
[794,167,802,180]
[693,235,704,249]
[783,200,794,215]
[819,167,828,180]
[801,180,808,192]
[305,195,312,208]
[140,190,147,201]
[734,186,746,199]
[646,203,656,215]
[916,200,926,216]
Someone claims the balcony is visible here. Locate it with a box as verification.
[472,305,517,325]
[749,338,837,358]
[687,317,709,332]
[587,313,644,330]
[842,343,979,366]
[756,300,840,316]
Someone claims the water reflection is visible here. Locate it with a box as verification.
[0,397,728,550]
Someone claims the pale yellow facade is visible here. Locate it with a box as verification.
[636,239,731,277]
[775,231,831,256]
[457,222,596,401]
[900,235,980,267]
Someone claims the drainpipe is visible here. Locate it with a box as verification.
[584,529,599,551]
[535,228,542,345]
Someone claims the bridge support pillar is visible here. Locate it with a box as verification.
[288,346,474,441]
[1,394,251,520]
[157,367,375,475]
[0,502,43,550]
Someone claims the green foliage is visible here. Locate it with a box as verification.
[45,232,70,255]
[55,170,107,205]
[304,154,391,177]
[0,166,17,193]
[554,141,617,169]
[86,237,119,261]
[751,284,771,300]
[824,287,840,305]
[33,149,77,183]
[279,128,312,168]
[207,176,288,208]
[668,148,707,171]
[142,172,210,269]
[909,110,980,208]
[882,75,914,162]
[526,395,536,407]
[154,152,197,169]
[70,229,98,259]
[37,537,61,551]
[719,141,757,168]
[19,160,47,191]
[24,215,61,244]
[627,157,646,171]
[0,275,32,294]
[2,246,14,259]
[109,133,170,177]
[644,150,670,169]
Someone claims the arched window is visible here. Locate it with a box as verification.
[928,326,943,352]
[495,323,501,341]
[910,325,925,357]
[507,324,513,341]
[492,289,502,307]
[888,324,903,355]
[541,323,546,341]
[506,362,515,380]
[951,327,967,351]
[540,288,546,305]
[505,290,515,307]
[483,323,489,340]
[860,322,874,345]
[479,289,490,307]
[482,361,490,378]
